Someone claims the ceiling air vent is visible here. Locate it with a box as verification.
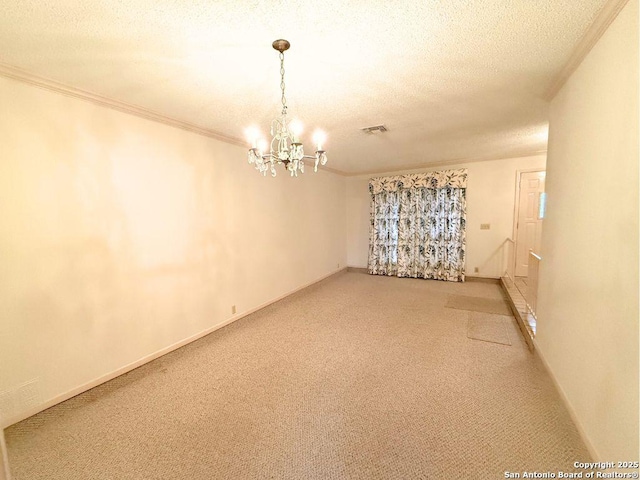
[361,124,388,134]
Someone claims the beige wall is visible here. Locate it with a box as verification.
[346,155,547,277]
[0,75,346,426]
[536,0,638,461]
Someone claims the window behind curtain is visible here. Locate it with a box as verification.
[368,170,467,282]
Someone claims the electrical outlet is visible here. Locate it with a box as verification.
[474,267,479,273]
[0,389,15,422]
[231,305,236,315]
[18,380,41,410]
[0,379,41,423]
[480,223,490,230]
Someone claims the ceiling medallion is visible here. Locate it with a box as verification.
[246,39,328,177]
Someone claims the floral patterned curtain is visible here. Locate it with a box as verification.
[368,169,467,282]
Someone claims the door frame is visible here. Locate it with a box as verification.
[511,168,546,277]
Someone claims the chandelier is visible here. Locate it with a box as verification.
[247,39,328,177]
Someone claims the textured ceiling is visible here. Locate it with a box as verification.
[0,0,608,174]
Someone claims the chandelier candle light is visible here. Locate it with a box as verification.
[246,39,328,177]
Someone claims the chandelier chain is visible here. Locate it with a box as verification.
[279,52,287,115]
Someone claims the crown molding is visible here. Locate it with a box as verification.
[0,62,546,179]
[545,0,630,100]
[0,62,247,147]
[0,62,345,176]
[318,165,347,176]
[342,150,548,177]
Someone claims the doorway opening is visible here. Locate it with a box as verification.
[512,169,546,335]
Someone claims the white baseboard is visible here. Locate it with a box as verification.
[533,338,600,461]
[346,267,500,283]
[466,275,500,283]
[1,266,347,431]
[346,266,368,273]
[0,430,10,480]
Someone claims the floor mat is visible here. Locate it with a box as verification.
[445,294,512,316]
[467,312,512,345]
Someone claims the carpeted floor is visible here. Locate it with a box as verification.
[5,272,590,479]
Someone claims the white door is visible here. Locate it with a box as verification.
[515,171,545,277]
